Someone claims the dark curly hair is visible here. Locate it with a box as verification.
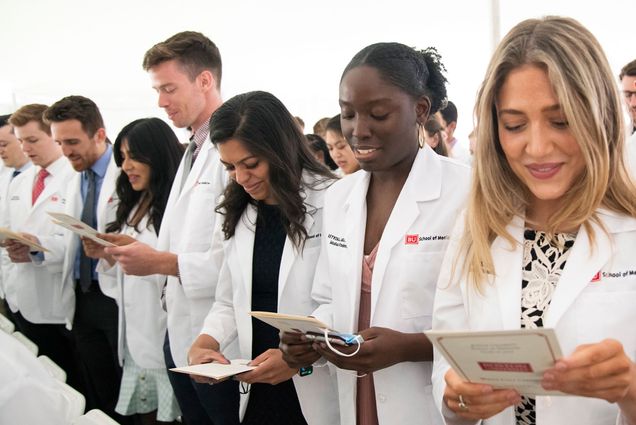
[342,42,448,115]
[210,91,336,249]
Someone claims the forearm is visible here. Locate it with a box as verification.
[155,251,178,276]
[398,332,434,362]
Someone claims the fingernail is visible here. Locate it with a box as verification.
[555,361,567,371]
[543,372,554,381]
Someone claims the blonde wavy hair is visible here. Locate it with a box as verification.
[462,16,636,288]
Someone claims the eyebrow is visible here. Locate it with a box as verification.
[498,104,562,117]
[220,155,258,166]
[339,97,393,106]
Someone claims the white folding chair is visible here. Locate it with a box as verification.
[0,312,14,333]
[72,409,120,425]
[12,331,38,355]
[38,354,67,382]
[58,380,86,421]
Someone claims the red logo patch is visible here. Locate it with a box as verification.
[405,234,419,245]
[591,271,601,283]
[51,196,58,202]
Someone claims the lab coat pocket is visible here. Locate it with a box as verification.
[400,251,445,324]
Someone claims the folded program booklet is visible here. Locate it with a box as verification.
[0,227,49,252]
[250,311,362,346]
[47,212,116,247]
[171,360,255,380]
[426,328,564,396]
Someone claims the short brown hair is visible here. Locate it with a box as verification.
[142,31,222,88]
[44,95,105,137]
[619,59,636,80]
[8,104,50,135]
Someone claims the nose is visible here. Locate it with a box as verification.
[525,122,554,158]
[122,157,133,172]
[351,116,371,141]
[158,91,169,108]
[61,144,72,158]
[234,167,249,187]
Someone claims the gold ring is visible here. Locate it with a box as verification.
[458,394,468,411]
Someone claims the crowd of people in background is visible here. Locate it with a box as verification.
[1,14,636,425]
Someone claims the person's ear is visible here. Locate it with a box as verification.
[197,70,215,92]
[416,96,431,125]
[93,128,107,144]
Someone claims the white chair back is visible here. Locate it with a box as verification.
[0,313,14,333]
[12,331,38,355]
[38,354,67,382]
[72,409,120,425]
[57,380,86,420]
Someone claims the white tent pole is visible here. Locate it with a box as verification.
[491,0,501,52]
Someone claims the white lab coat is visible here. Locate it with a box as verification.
[0,166,15,299]
[200,173,340,424]
[311,145,471,425]
[159,138,228,367]
[0,331,74,425]
[432,210,636,425]
[5,157,75,324]
[97,214,167,369]
[626,131,636,180]
[38,156,119,328]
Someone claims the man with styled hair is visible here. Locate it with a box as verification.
[106,31,237,425]
[0,114,31,322]
[620,60,636,176]
[3,104,82,393]
[31,95,126,423]
[620,59,636,135]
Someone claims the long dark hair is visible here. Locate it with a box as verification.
[306,134,338,170]
[107,118,184,235]
[210,91,335,248]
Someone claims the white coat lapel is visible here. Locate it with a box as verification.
[342,173,369,330]
[17,167,35,217]
[236,205,257,303]
[544,220,611,328]
[96,158,118,231]
[371,147,441,317]
[278,183,319,299]
[493,216,525,329]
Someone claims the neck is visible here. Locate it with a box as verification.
[39,152,62,170]
[191,94,222,133]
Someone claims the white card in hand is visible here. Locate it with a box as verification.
[171,360,255,380]
[426,328,564,395]
[47,212,116,247]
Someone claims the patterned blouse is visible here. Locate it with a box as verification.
[515,229,576,425]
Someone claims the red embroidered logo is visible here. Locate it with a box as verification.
[107,197,113,203]
[591,271,601,283]
[405,234,419,245]
[51,196,58,202]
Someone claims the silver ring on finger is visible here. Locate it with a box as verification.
[458,394,469,411]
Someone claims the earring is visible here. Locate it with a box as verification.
[418,124,425,149]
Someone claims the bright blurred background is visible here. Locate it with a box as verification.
[0,0,633,146]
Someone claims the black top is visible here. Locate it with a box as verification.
[243,202,307,425]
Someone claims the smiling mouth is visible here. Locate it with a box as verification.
[356,148,377,155]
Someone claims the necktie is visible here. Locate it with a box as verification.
[79,169,96,292]
[32,168,49,205]
[12,170,21,179]
[180,140,198,193]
